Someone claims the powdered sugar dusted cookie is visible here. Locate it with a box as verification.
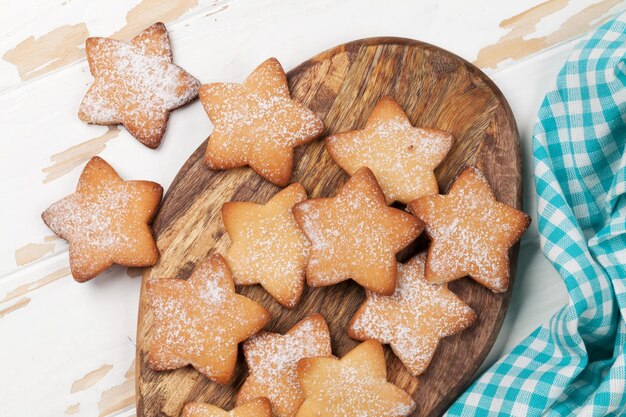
[146,254,270,384]
[199,58,324,186]
[327,96,452,204]
[409,166,531,292]
[222,183,310,308]
[238,314,332,417]
[293,167,423,295]
[78,22,200,148]
[42,156,162,282]
[348,253,476,376]
[183,398,272,417]
[296,340,416,417]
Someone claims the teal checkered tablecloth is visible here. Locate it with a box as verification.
[446,12,626,417]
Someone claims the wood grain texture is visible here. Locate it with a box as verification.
[136,37,522,417]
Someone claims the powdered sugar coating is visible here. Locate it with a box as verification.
[327,96,452,204]
[349,254,476,375]
[293,167,423,295]
[45,183,140,248]
[146,254,270,384]
[296,340,415,417]
[409,166,531,292]
[183,397,272,417]
[223,183,310,308]
[200,58,324,186]
[238,315,331,417]
[79,23,200,148]
[42,157,161,281]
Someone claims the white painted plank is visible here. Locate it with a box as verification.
[0,0,234,90]
[0,257,140,416]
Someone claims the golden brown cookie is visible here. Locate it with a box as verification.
[146,254,270,384]
[222,183,310,308]
[237,314,332,417]
[199,58,324,186]
[409,166,531,292]
[292,167,423,295]
[42,156,162,282]
[348,253,476,376]
[296,340,416,417]
[183,398,272,417]
[78,22,200,148]
[326,96,452,204]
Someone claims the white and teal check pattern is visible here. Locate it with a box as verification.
[446,13,626,417]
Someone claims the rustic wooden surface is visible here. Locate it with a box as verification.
[136,37,523,417]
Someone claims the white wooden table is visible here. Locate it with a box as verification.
[1,1,623,415]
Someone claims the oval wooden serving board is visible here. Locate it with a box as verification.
[136,37,522,417]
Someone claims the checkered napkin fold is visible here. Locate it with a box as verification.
[446,13,626,417]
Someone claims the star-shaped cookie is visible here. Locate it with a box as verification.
[348,253,476,376]
[78,22,200,148]
[296,340,416,417]
[222,183,310,308]
[146,254,270,384]
[409,166,531,292]
[293,167,423,295]
[326,96,452,204]
[237,314,332,417]
[182,398,272,417]
[42,156,162,282]
[199,58,325,186]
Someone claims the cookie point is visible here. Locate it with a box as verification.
[288,182,307,195]
[152,182,164,196]
[87,155,106,166]
[308,312,325,323]
[363,338,383,350]
[291,200,308,217]
[378,278,397,296]
[77,107,89,122]
[207,252,227,266]
[84,36,99,48]
[71,267,95,283]
[353,166,375,178]
[379,95,398,105]
[41,208,52,228]
[270,174,291,188]
[491,283,508,293]
[296,356,312,373]
[263,56,283,68]
[258,397,272,409]
[198,83,212,99]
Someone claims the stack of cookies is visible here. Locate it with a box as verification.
[42,23,531,417]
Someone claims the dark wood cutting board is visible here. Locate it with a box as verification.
[136,37,522,417]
